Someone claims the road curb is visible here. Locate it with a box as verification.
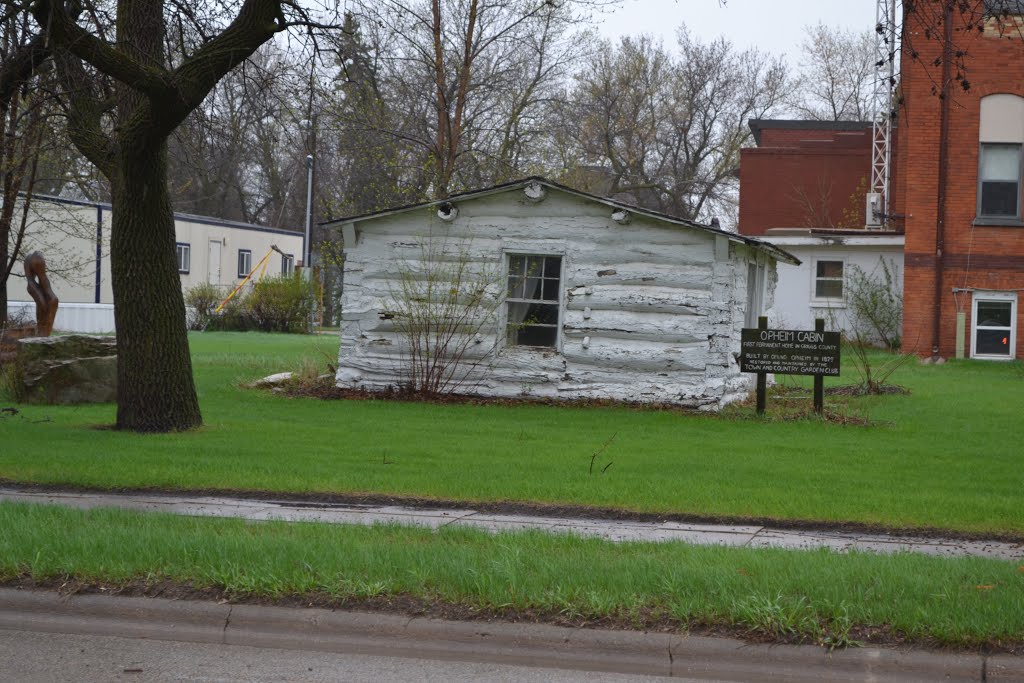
[1,588,1014,681]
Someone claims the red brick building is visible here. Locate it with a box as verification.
[898,2,1024,360]
[739,120,874,235]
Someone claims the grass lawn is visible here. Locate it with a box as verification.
[3,502,1022,650]
[1,332,1022,535]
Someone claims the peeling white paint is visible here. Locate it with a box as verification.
[336,187,779,409]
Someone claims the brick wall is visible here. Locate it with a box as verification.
[898,6,1024,358]
[739,131,872,235]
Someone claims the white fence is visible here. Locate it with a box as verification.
[6,301,116,334]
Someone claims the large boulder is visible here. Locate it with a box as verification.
[14,335,117,405]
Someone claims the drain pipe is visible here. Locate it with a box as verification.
[932,1,954,358]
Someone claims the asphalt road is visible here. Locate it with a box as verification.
[0,629,674,683]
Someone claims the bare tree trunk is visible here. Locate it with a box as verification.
[109,140,201,431]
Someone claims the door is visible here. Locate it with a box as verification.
[207,240,222,285]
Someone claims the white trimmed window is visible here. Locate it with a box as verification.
[813,259,844,301]
[281,253,295,275]
[971,291,1017,359]
[176,243,190,274]
[237,249,252,278]
[506,253,562,348]
[978,94,1024,222]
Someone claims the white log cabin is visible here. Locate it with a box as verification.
[327,178,798,409]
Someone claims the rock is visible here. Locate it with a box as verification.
[15,335,117,405]
[248,371,293,388]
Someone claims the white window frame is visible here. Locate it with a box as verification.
[811,258,845,306]
[281,253,295,276]
[977,142,1023,221]
[970,290,1017,360]
[176,243,190,274]
[977,94,1024,225]
[237,249,252,278]
[503,250,564,351]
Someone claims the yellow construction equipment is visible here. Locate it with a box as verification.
[214,244,287,314]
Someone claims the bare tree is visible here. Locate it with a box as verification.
[792,23,875,122]
[557,29,788,222]
[0,0,340,432]
[346,0,593,199]
[1,11,47,326]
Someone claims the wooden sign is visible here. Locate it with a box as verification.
[740,317,839,415]
[740,328,841,377]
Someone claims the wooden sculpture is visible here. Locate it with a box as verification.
[24,252,58,336]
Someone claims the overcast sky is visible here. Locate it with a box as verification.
[594,0,878,63]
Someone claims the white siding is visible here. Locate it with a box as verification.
[763,236,903,334]
[5,197,303,309]
[337,186,780,410]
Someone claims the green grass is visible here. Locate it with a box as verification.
[1,332,1022,535]
[2,501,1021,649]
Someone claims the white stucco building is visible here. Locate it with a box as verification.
[328,178,798,409]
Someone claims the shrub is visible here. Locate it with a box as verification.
[184,283,222,331]
[846,258,902,351]
[246,274,315,333]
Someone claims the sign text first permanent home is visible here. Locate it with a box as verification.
[740,328,841,376]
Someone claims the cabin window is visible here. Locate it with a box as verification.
[506,254,561,348]
[814,260,844,301]
[237,249,252,278]
[971,291,1016,359]
[282,253,295,275]
[176,243,190,274]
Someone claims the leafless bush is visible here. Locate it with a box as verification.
[388,233,504,394]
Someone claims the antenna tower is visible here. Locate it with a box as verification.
[871,0,899,227]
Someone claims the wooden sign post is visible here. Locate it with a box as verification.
[740,317,840,415]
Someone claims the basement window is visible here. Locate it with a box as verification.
[237,249,252,278]
[971,292,1017,359]
[813,260,844,301]
[176,243,190,274]
[506,254,561,348]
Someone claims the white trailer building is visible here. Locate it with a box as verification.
[5,195,304,332]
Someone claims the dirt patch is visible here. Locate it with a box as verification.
[4,577,1019,655]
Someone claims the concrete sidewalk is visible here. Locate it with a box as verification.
[2,487,1021,560]
[3,589,1021,682]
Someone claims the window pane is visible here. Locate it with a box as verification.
[981,181,1019,216]
[976,329,1012,355]
[509,254,526,277]
[509,325,558,347]
[544,256,562,278]
[816,261,843,278]
[977,301,1012,327]
[816,280,843,299]
[507,275,524,298]
[525,255,544,277]
[542,278,560,301]
[981,144,1020,181]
